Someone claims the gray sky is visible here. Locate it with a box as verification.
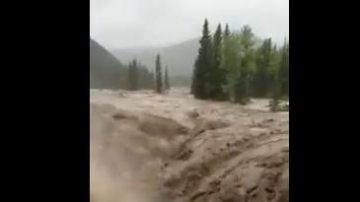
[90,0,289,49]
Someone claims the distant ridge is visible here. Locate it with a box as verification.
[90,38,127,89]
[111,38,200,76]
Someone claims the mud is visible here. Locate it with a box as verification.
[90,88,289,202]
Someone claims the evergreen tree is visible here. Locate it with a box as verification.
[127,61,133,90]
[149,69,155,90]
[233,76,250,104]
[221,24,231,74]
[270,74,282,111]
[221,24,239,100]
[224,24,230,37]
[138,63,145,89]
[191,18,213,99]
[145,67,154,90]
[270,45,281,112]
[233,25,256,104]
[270,41,289,111]
[128,59,139,90]
[155,54,163,93]
[164,66,170,90]
[190,21,289,105]
[278,41,289,97]
[252,38,273,97]
[133,59,138,90]
[137,63,153,90]
[206,23,227,100]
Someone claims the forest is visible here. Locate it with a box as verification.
[123,19,289,111]
[191,19,289,109]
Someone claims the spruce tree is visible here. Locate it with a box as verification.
[144,67,154,90]
[206,23,227,100]
[233,25,255,104]
[149,69,155,90]
[224,24,230,38]
[270,74,281,111]
[132,59,138,90]
[252,38,273,97]
[191,18,212,99]
[155,54,163,93]
[127,61,133,90]
[137,63,152,90]
[270,46,282,112]
[270,42,289,111]
[128,59,138,90]
[221,23,237,99]
[233,76,249,104]
[278,41,289,97]
[164,66,170,90]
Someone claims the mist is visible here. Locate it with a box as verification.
[90,0,289,49]
[90,1,289,201]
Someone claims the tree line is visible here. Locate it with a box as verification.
[126,54,170,93]
[191,19,289,109]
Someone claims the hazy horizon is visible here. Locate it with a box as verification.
[91,0,289,50]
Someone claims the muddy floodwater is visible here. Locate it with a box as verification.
[90,88,289,202]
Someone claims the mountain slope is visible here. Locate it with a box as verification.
[111,38,199,77]
[110,35,264,87]
[90,38,127,89]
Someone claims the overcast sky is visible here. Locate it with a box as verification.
[90,0,288,50]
